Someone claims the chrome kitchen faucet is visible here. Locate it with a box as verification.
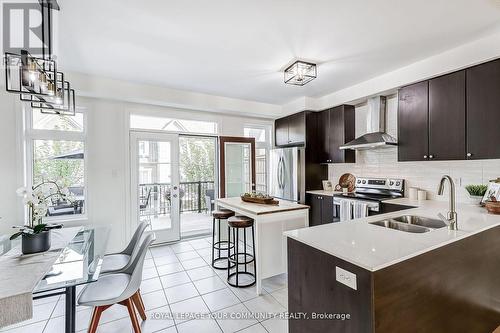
[437,175,458,230]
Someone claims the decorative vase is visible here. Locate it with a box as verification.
[22,230,51,255]
[468,195,483,206]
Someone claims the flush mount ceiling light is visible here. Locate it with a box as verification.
[284,60,317,86]
[3,0,76,116]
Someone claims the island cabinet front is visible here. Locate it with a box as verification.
[288,225,500,333]
[287,238,374,333]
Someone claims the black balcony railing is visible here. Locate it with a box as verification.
[139,181,215,216]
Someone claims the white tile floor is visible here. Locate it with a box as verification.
[0,236,288,333]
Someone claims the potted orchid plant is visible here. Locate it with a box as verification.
[11,181,74,254]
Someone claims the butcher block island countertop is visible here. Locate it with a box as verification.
[216,197,309,216]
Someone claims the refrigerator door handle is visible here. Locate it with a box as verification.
[281,154,286,189]
[278,157,283,189]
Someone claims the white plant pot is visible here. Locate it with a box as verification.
[468,195,483,206]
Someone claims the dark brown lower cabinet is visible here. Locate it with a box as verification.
[288,225,500,333]
[306,194,334,226]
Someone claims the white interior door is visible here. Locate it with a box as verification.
[131,131,180,243]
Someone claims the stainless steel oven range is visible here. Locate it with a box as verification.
[333,177,405,217]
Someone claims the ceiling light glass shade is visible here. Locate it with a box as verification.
[4,51,58,97]
[284,61,317,86]
[22,80,76,116]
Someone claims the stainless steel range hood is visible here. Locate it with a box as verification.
[339,96,397,150]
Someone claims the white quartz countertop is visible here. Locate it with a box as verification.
[217,197,309,215]
[306,190,342,196]
[285,198,500,271]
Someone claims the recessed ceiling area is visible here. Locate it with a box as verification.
[57,0,500,105]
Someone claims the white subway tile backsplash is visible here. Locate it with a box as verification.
[329,152,500,203]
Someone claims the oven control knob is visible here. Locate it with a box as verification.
[362,180,366,184]
[396,182,401,186]
[389,181,394,186]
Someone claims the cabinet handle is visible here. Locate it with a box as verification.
[423,155,428,159]
[467,152,472,157]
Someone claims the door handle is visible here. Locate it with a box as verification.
[280,157,286,189]
[277,157,283,189]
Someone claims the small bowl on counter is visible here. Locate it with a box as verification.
[485,201,500,214]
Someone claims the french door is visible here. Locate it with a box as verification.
[131,131,180,243]
[219,136,256,198]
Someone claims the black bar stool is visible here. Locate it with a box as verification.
[211,209,235,270]
[227,215,256,288]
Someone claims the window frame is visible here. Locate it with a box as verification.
[24,107,89,223]
[243,124,272,193]
[129,114,219,136]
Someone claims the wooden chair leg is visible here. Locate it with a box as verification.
[88,306,104,333]
[124,298,142,333]
[137,290,146,311]
[132,292,147,321]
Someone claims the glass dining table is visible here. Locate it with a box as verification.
[0,226,110,333]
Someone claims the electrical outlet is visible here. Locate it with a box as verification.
[336,266,357,290]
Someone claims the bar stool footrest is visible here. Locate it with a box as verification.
[227,272,256,288]
[228,253,255,265]
[212,257,236,270]
[213,240,234,251]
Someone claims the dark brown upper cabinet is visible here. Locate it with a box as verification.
[429,70,466,161]
[318,105,356,163]
[398,81,429,162]
[466,59,500,160]
[275,117,289,146]
[398,71,466,162]
[274,112,305,146]
[273,112,328,190]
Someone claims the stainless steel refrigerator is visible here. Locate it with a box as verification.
[269,147,306,203]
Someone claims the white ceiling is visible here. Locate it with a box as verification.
[56,0,500,105]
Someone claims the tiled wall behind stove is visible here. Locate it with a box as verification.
[328,95,500,203]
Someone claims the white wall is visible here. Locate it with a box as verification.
[0,88,23,238]
[328,95,500,203]
[68,71,282,119]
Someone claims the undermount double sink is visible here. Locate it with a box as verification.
[370,215,448,233]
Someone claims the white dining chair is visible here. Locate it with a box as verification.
[78,232,155,333]
[100,221,149,273]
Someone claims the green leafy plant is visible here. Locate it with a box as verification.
[10,224,48,240]
[465,184,488,197]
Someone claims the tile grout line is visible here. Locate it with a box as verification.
[193,237,271,333]
[171,240,226,332]
[149,247,179,333]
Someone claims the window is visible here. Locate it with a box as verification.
[244,125,271,194]
[130,115,218,134]
[244,127,266,142]
[26,108,87,219]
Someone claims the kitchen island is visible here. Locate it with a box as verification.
[217,197,309,295]
[285,198,500,333]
